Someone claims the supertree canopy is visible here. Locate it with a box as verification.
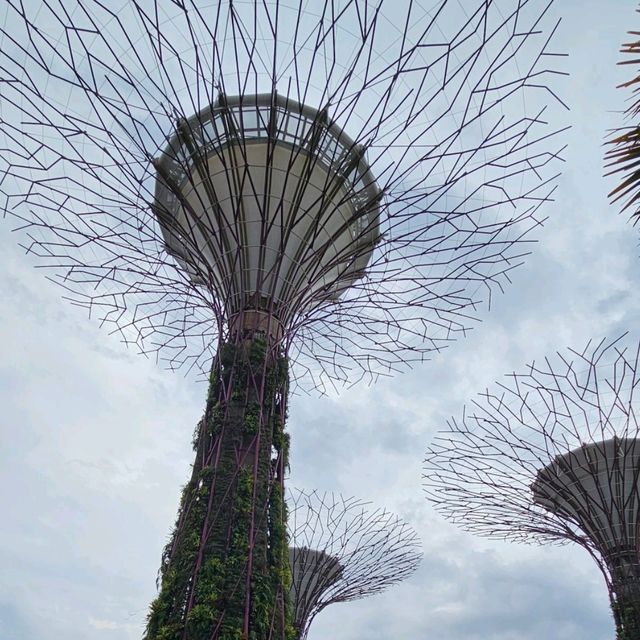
[287,489,422,640]
[423,336,640,639]
[0,0,566,389]
[0,0,565,638]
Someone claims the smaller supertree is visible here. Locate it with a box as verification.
[287,489,422,640]
[423,336,640,639]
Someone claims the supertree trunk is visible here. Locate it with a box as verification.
[612,581,640,640]
[145,334,292,640]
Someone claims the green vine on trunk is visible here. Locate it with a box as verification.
[612,595,640,640]
[144,336,293,640]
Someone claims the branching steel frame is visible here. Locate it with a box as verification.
[424,335,640,639]
[1,0,566,389]
[287,489,422,640]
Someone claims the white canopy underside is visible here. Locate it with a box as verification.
[533,439,640,562]
[288,547,342,630]
[161,141,376,317]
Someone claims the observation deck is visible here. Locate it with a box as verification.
[153,93,381,330]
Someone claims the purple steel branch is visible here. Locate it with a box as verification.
[0,0,567,392]
[287,489,422,639]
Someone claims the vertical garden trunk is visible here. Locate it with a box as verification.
[144,333,293,640]
[612,583,640,640]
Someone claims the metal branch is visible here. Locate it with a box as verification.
[0,0,567,390]
[424,335,640,637]
[287,488,422,640]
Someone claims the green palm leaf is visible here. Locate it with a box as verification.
[605,14,640,222]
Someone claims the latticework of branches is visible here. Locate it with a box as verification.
[287,489,422,639]
[423,335,640,595]
[0,0,567,393]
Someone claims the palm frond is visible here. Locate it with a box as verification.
[604,8,640,222]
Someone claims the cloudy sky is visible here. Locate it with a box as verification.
[2,0,640,639]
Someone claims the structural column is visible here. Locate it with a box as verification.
[145,327,292,640]
[611,568,640,640]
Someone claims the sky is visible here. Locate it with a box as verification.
[1,0,640,639]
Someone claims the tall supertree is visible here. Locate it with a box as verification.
[0,1,565,638]
[287,489,421,639]
[424,335,640,639]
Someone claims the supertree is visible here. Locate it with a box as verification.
[423,335,640,639]
[0,0,565,638]
[287,489,421,639]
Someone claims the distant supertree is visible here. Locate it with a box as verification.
[424,336,640,639]
[0,0,565,638]
[287,489,422,640]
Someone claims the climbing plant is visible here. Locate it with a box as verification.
[145,336,294,640]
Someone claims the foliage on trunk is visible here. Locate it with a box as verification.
[144,336,294,640]
[612,592,640,640]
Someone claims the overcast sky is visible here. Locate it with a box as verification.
[2,1,640,639]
